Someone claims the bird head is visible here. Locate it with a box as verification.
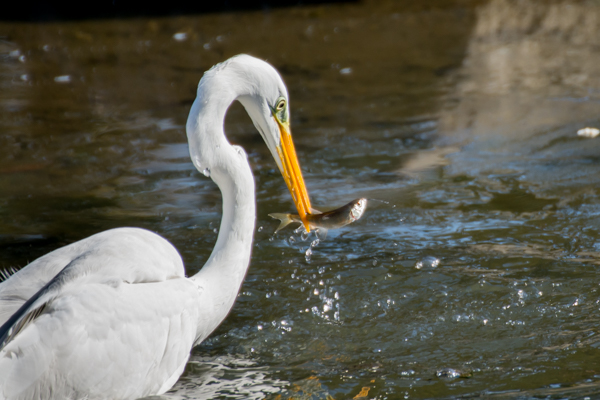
[220,55,313,231]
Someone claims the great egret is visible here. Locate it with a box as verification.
[0,54,312,400]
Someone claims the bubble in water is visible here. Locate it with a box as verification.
[173,32,188,41]
[415,256,440,269]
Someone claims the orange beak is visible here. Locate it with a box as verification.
[275,119,312,231]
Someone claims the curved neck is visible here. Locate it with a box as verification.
[186,85,256,338]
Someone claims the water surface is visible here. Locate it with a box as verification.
[2,0,600,398]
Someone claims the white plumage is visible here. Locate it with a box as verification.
[0,54,312,400]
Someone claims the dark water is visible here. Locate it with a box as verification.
[3,0,600,398]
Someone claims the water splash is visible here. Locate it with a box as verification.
[304,239,320,262]
[436,368,472,379]
[304,247,312,262]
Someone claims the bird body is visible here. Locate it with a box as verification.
[0,54,311,399]
[0,228,197,400]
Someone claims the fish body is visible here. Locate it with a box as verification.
[269,198,367,234]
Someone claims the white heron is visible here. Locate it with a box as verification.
[0,54,312,400]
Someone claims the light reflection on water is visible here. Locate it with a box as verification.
[3,0,600,398]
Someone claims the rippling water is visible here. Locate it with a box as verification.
[3,0,600,398]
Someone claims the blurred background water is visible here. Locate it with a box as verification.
[2,0,600,398]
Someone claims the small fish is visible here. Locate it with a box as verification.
[269,198,367,235]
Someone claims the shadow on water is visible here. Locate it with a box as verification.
[3,0,600,398]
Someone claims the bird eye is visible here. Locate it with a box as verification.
[276,99,286,111]
[271,97,288,123]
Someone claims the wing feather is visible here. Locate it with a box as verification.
[0,227,185,325]
[0,278,200,400]
[0,267,19,283]
[0,227,193,400]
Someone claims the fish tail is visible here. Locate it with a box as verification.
[268,213,295,233]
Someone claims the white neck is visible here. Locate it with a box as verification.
[186,80,256,339]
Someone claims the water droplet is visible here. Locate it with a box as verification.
[305,247,312,261]
[257,226,263,232]
[202,168,211,177]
